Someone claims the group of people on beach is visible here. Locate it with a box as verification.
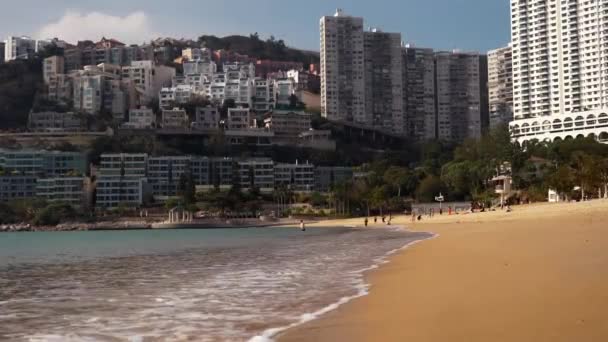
[364,215,392,227]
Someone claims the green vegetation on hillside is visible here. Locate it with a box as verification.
[0,59,43,129]
[198,33,319,65]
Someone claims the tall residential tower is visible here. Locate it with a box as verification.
[320,9,366,125]
[510,0,608,143]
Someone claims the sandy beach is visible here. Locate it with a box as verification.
[279,200,608,342]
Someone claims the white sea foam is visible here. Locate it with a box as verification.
[248,232,439,342]
[5,227,435,342]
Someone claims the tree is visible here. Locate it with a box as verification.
[32,203,77,226]
[370,185,391,216]
[383,166,411,198]
[441,161,471,199]
[571,152,600,200]
[178,172,196,205]
[416,176,443,203]
[0,203,16,224]
[309,192,326,208]
[546,165,576,201]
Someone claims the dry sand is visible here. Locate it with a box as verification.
[279,200,608,342]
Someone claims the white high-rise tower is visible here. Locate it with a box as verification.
[510,0,608,143]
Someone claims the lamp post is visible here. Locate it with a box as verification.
[435,193,445,212]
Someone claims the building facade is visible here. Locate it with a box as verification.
[364,29,404,134]
[36,177,86,206]
[162,108,189,129]
[124,108,156,129]
[320,9,366,124]
[509,0,608,143]
[4,36,37,61]
[435,51,487,141]
[237,159,275,192]
[96,154,148,209]
[43,56,65,84]
[28,111,83,132]
[0,175,37,202]
[402,46,437,141]
[0,150,87,177]
[274,161,315,192]
[264,110,312,138]
[488,45,513,129]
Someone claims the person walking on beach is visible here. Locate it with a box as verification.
[364,218,369,227]
[300,220,306,231]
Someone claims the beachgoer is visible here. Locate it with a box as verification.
[364,218,369,227]
[374,217,377,223]
[417,215,422,221]
[300,220,306,231]
[382,216,386,223]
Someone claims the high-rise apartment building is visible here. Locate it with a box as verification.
[364,29,404,134]
[488,45,513,129]
[320,9,366,125]
[435,51,487,141]
[509,0,608,143]
[320,10,487,142]
[402,46,437,141]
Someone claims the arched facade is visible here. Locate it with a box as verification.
[510,109,608,144]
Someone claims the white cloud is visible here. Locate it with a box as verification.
[36,11,158,45]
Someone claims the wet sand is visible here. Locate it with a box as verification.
[279,200,608,342]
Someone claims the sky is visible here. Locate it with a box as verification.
[0,0,510,53]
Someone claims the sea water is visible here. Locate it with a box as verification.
[0,227,432,341]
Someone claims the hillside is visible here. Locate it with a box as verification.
[0,59,43,129]
[0,34,319,131]
[198,34,320,65]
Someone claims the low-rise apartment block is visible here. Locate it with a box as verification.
[0,175,37,202]
[0,149,87,177]
[28,111,83,132]
[162,108,189,129]
[227,108,253,131]
[194,106,220,129]
[274,161,315,192]
[36,177,86,206]
[237,159,275,192]
[123,107,156,129]
[96,153,148,209]
[264,110,312,138]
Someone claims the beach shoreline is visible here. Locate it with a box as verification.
[278,200,608,342]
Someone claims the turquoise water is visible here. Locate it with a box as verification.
[0,227,431,341]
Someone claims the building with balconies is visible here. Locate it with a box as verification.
[320,9,366,125]
[162,108,189,129]
[488,44,513,129]
[274,161,315,192]
[36,177,86,207]
[123,107,156,129]
[264,110,311,138]
[0,149,87,177]
[237,158,275,192]
[194,106,219,130]
[509,0,608,144]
